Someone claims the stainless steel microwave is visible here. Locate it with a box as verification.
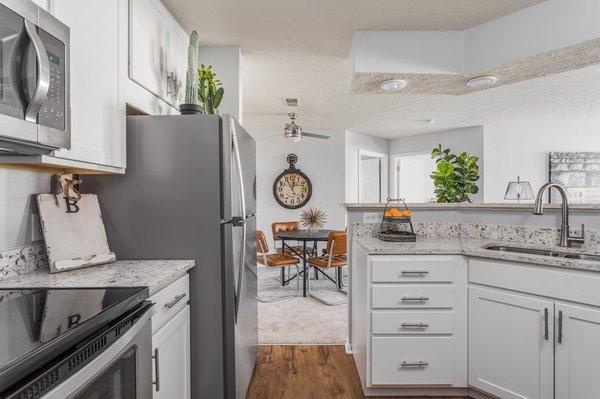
[0,0,69,155]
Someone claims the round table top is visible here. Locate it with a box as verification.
[277,229,334,241]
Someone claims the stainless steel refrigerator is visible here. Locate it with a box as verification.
[86,114,258,399]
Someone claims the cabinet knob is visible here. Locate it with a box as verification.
[401,296,429,302]
[400,360,429,368]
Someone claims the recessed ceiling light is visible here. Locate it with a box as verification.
[379,79,407,91]
[467,75,498,88]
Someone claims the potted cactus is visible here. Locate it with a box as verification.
[179,31,203,115]
[198,64,224,114]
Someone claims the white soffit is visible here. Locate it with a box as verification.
[349,0,600,95]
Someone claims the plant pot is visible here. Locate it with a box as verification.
[179,103,204,115]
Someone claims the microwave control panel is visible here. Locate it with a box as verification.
[38,28,66,132]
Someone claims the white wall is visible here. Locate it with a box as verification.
[256,133,346,245]
[484,123,600,202]
[198,46,242,122]
[389,126,485,202]
[0,169,50,250]
[345,131,389,203]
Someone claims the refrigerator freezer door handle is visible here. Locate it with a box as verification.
[231,125,247,323]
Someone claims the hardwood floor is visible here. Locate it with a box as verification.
[246,345,468,399]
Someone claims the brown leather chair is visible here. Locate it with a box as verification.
[256,230,300,302]
[306,231,348,306]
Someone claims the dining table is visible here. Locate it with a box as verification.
[278,229,334,297]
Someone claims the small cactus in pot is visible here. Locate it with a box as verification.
[179,31,203,115]
[198,64,224,115]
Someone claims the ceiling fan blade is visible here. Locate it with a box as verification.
[256,133,283,140]
[302,132,331,140]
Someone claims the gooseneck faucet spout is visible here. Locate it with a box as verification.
[533,182,585,247]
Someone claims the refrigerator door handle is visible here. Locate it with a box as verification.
[232,124,247,323]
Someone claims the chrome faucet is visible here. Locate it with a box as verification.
[533,182,585,247]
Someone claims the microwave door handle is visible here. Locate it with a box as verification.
[24,20,50,123]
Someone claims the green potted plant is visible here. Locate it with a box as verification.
[179,31,203,115]
[198,64,224,114]
[430,144,480,203]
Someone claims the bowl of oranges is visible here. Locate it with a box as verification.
[383,207,412,222]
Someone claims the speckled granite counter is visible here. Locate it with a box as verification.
[0,259,195,295]
[355,235,600,273]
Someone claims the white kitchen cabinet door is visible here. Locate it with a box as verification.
[555,303,600,399]
[129,0,165,100]
[50,0,126,169]
[152,305,191,399]
[164,23,188,107]
[468,287,553,399]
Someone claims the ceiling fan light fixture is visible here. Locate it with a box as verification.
[284,132,302,143]
[467,75,498,88]
[379,79,407,91]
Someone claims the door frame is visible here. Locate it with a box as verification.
[357,149,388,203]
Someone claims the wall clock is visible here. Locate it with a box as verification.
[273,154,312,209]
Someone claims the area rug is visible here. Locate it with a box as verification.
[257,265,348,345]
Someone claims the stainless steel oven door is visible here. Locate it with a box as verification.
[42,308,153,399]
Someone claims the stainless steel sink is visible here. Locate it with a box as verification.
[484,245,600,262]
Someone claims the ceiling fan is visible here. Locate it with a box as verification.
[265,113,330,143]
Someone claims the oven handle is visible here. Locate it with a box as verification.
[23,20,50,123]
[40,304,154,399]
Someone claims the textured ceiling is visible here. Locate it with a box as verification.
[243,54,600,138]
[350,39,600,95]
[160,0,600,140]
[163,0,544,57]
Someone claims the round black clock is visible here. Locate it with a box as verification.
[273,154,312,209]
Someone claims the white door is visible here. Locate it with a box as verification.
[152,306,191,399]
[468,287,554,399]
[555,303,600,399]
[50,0,125,168]
[129,0,165,100]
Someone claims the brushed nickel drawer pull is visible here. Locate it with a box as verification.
[153,348,160,391]
[401,323,429,329]
[400,270,429,276]
[401,361,429,368]
[401,296,429,302]
[165,293,186,309]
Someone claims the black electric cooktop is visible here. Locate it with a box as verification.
[0,287,148,392]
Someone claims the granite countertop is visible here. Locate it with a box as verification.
[355,236,600,273]
[344,202,600,211]
[0,260,195,295]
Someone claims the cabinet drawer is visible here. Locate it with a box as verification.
[150,274,190,333]
[469,259,600,307]
[372,285,454,309]
[372,311,454,335]
[371,256,455,283]
[371,337,454,386]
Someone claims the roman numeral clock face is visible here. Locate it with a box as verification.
[273,171,312,209]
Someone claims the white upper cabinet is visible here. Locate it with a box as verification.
[129,0,165,100]
[468,287,554,399]
[129,0,188,109]
[50,0,125,169]
[555,303,600,399]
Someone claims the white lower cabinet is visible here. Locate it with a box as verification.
[555,303,600,399]
[371,337,454,386]
[149,275,191,399]
[152,305,191,399]
[468,286,554,399]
